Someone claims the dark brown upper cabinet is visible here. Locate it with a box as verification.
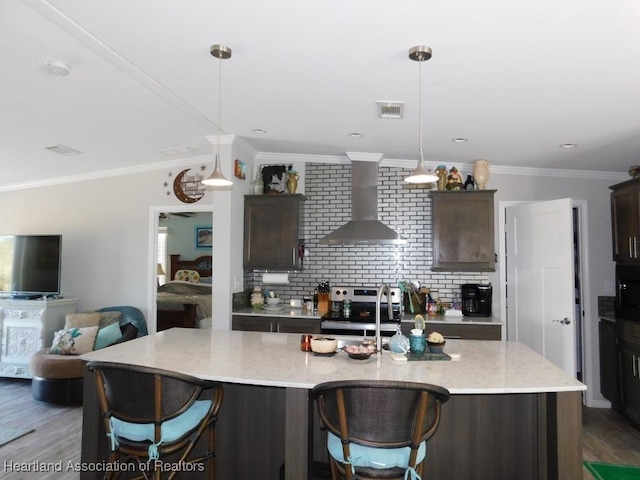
[243,194,306,270]
[430,190,496,272]
[610,178,640,264]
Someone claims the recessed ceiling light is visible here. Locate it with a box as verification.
[451,138,468,143]
[252,129,266,134]
[559,143,578,149]
[45,60,71,76]
[348,132,363,138]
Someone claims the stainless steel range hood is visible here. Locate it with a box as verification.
[320,160,406,245]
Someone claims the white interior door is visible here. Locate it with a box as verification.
[506,198,576,376]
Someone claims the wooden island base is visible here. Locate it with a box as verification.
[81,376,581,480]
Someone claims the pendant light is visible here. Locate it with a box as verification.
[404,45,439,184]
[202,44,233,188]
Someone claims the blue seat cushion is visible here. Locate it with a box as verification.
[327,431,426,470]
[111,400,211,444]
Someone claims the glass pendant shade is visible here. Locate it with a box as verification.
[202,44,233,189]
[405,45,438,184]
[202,154,233,187]
[405,152,439,184]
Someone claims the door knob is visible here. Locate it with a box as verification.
[552,317,571,325]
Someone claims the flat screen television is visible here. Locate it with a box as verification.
[0,235,62,298]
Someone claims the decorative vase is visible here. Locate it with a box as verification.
[464,175,475,190]
[286,172,299,194]
[472,160,490,190]
[435,165,447,191]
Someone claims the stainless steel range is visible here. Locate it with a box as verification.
[320,286,402,336]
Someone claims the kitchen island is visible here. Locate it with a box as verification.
[80,328,585,480]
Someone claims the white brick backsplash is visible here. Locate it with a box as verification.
[245,163,488,304]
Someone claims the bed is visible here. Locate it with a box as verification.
[156,254,213,331]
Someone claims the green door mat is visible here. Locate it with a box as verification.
[584,461,640,480]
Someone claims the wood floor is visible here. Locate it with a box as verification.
[1,377,640,480]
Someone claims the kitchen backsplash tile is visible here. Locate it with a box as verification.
[245,163,488,304]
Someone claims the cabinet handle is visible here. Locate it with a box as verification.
[292,248,296,264]
[634,355,638,378]
[635,237,639,259]
[277,323,280,333]
[630,237,634,258]
[270,322,274,333]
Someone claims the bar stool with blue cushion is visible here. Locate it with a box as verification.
[87,361,223,480]
[312,380,449,480]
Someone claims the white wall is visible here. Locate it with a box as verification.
[485,170,620,407]
[0,152,627,406]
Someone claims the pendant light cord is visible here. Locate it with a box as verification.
[217,54,222,159]
[418,55,424,161]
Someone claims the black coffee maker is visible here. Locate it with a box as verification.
[461,284,492,317]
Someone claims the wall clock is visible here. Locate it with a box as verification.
[173,168,206,203]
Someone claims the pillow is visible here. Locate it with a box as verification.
[65,312,101,329]
[327,432,426,470]
[96,311,122,329]
[174,269,200,283]
[50,326,99,355]
[94,322,123,350]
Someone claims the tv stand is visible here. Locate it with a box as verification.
[10,294,44,300]
[0,298,78,378]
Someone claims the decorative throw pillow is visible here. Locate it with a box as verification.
[94,322,123,350]
[65,312,101,329]
[50,326,99,355]
[96,311,122,329]
[174,270,200,282]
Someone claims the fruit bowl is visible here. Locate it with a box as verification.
[427,341,445,354]
[342,344,376,360]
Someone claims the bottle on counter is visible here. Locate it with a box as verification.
[313,289,318,312]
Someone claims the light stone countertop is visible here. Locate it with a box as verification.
[401,313,503,325]
[81,328,585,395]
[233,306,321,319]
[232,307,503,325]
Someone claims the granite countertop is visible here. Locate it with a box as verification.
[401,313,503,325]
[81,328,585,395]
[233,306,321,319]
[232,307,503,325]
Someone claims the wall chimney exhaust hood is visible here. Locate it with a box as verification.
[320,154,406,245]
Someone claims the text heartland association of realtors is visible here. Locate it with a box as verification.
[3,460,204,473]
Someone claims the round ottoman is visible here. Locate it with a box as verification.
[29,349,86,404]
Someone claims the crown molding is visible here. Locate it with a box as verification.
[0,149,628,193]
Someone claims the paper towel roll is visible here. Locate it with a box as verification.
[262,273,289,284]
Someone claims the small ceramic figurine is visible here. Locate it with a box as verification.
[436,165,447,191]
[446,167,463,190]
[250,287,264,310]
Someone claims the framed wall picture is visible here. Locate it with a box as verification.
[234,159,246,180]
[195,226,213,249]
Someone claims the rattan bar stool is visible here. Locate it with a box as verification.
[312,380,449,480]
[87,361,223,480]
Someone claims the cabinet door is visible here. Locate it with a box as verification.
[276,318,321,334]
[611,182,640,263]
[599,320,619,404]
[232,315,274,332]
[431,190,496,271]
[244,195,305,270]
[619,345,640,424]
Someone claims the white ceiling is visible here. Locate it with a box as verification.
[2,0,640,189]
